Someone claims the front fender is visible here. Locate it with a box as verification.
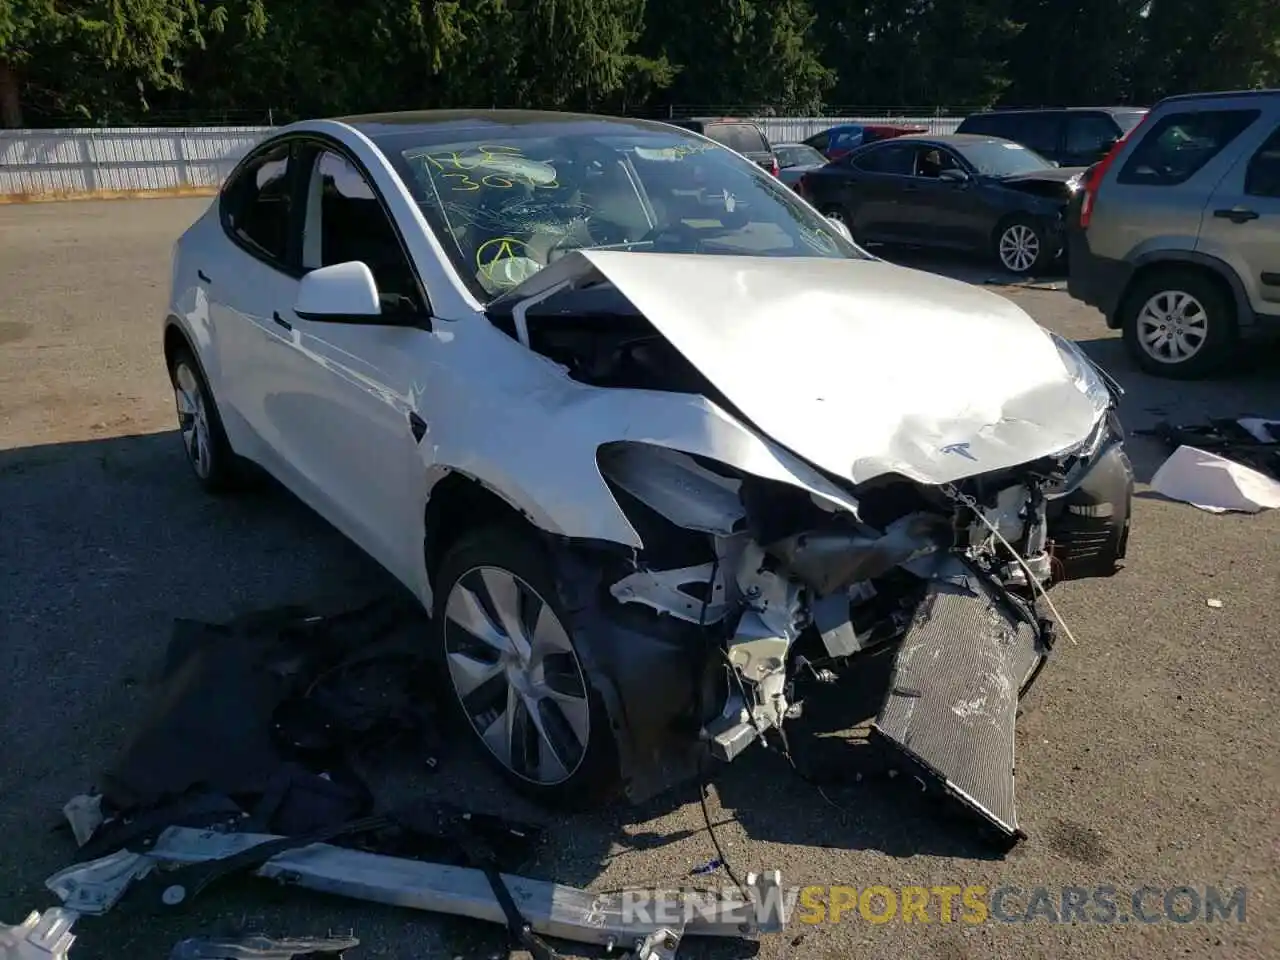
[420,383,861,550]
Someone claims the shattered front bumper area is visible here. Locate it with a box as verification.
[583,420,1133,840]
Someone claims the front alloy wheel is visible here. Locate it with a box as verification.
[444,566,591,786]
[997,220,1045,274]
[433,526,620,807]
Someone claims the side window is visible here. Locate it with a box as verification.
[832,127,864,150]
[1244,126,1280,198]
[222,142,293,264]
[913,147,963,178]
[1014,114,1062,156]
[852,143,914,176]
[304,149,422,311]
[1065,114,1120,157]
[1118,109,1261,186]
[806,131,830,151]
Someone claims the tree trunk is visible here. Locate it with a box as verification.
[0,59,23,128]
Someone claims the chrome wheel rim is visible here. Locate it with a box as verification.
[999,223,1040,273]
[173,363,212,479]
[1136,290,1208,364]
[444,566,590,785]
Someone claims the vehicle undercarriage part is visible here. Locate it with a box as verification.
[595,428,1131,836]
[45,830,786,958]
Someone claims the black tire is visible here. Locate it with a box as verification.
[432,524,621,809]
[166,344,240,493]
[993,215,1053,275]
[1120,268,1237,379]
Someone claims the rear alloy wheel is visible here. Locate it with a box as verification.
[168,346,239,493]
[434,526,619,808]
[1120,270,1236,379]
[995,217,1050,275]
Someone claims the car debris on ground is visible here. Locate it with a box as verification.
[34,600,786,959]
[1142,418,1280,513]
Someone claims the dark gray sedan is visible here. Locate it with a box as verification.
[798,134,1087,274]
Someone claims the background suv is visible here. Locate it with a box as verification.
[666,117,779,176]
[958,107,1149,168]
[1068,89,1280,378]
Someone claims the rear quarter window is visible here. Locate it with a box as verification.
[1117,109,1260,186]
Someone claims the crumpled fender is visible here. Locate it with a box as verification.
[414,313,860,551]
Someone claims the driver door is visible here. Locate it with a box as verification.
[897,146,983,247]
[259,143,437,584]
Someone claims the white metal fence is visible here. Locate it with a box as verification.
[0,115,962,198]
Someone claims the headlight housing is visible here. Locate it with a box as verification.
[1048,330,1118,419]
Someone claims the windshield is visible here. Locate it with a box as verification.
[956,139,1056,177]
[376,121,864,300]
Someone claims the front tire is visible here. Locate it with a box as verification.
[432,525,621,809]
[994,216,1052,275]
[1120,269,1237,379]
[167,346,239,493]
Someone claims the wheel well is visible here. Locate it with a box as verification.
[163,321,192,372]
[422,472,531,585]
[1119,261,1236,324]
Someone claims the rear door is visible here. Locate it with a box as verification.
[1198,114,1280,316]
[841,142,918,242]
[208,139,306,466]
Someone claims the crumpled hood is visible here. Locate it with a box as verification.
[511,251,1103,487]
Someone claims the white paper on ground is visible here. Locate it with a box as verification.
[1236,418,1280,443]
[1150,445,1280,513]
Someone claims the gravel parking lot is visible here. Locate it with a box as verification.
[2,198,1278,960]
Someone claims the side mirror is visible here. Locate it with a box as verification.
[938,168,971,184]
[295,261,383,322]
[826,216,853,242]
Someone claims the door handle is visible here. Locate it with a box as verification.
[197,269,211,283]
[1213,207,1259,223]
[272,311,292,331]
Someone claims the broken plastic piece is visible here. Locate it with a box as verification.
[168,934,359,959]
[0,909,78,960]
[1151,445,1280,513]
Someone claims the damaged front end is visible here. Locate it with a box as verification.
[593,416,1130,839]
[486,250,1132,840]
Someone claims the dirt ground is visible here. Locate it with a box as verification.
[1,198,1278,960]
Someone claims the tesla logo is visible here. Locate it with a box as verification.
[940,442,978,461]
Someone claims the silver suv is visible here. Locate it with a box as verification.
[1068,89,1280,378]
